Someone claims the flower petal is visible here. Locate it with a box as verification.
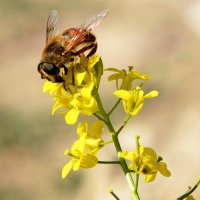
[80,154,98,168]
[113,90,130,100]
[81,82,94,99]
[65,109,80,124]
[144,90,159,98]
[144,173,157,182]
[90,120,104,138]
[158,162,171,177]
[62,161,73,179]
[77,121,88,137]
[73,159,81,171]
[119,151,135,160]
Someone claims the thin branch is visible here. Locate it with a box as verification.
[177,178,200,200]
[98,160,120,165]
[107,99,121,116]
[116,114,132,135]
[109,190,120,200]
[93,113,106,123]
[100,140,113,146]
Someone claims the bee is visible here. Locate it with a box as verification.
[37,9,109,83]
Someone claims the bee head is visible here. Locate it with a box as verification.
[38,62,60,75]
[37,62,63,83]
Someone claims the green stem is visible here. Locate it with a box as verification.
[177,178,200,200]
[135,135,140,154]
[98,160,120,164]
[135,136,140,192]
[116,114,132,135]
[135,174,139,191]
[100,139,113,146]
[107,98,121,116]
[93,113,107,124]
[94,89,140,200]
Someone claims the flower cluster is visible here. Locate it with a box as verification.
[120,139,171,182]
[41,54,172,193]
[107,67,158,116]
[43,54,103,124]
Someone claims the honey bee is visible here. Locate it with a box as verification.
[38,9,109,83]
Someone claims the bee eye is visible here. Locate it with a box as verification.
[38,62,60,75]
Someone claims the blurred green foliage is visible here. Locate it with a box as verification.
[0,106,62,152]
[0,184,34,200]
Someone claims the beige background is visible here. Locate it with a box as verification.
[0,0,200,199]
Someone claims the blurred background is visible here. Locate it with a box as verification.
[0,0,200,199]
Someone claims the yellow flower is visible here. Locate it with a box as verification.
[114,86,158,116]
[62,133,98,179]
[42,55,104,124]
[107,67,150,90]
[62,120,104,179]
[66,84,97,124]
[43,80,66,96]
[120,145,171,182]
[77,120,104,154]
[51,82,97,124]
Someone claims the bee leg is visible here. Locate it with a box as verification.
[72,42,97,57]
[87,42,97,57]
[54,75,64,83]
[60,64,68,75]
[64,65,68,75]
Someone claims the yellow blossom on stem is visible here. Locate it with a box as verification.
[62,120,104,179]
[77,120,104,154]
[114,86,158,116]
[120,145,171,182]
[42,54,104,124]
[50,81,97,124]
[65,85,97,124]
[62,133,98,179]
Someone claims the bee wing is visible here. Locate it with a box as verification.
[65,9,109,51]
[46,10,60,44]
[78,9,109,32]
